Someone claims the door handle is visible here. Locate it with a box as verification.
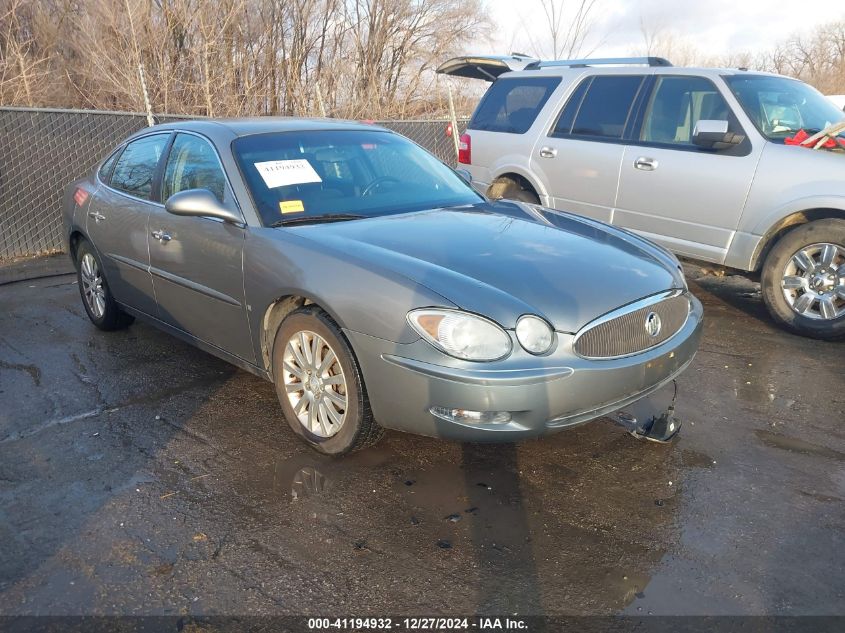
[88,211,106,222]
[539,146,558,159]
[634,157,658,171]
[151,229,172,242]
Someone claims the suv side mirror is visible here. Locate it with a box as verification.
[692,120,745,150]
[165,189,244,225]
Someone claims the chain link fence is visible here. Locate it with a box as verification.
[0,107,467,261]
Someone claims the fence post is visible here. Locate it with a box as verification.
[447,84,460,161]
[138,64,155,127]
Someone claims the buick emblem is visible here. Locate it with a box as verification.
[645,312,662,337]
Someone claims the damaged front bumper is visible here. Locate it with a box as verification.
[609,380,682,443]
[344,295,702,442]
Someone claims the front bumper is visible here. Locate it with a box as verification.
[345,295,703,442]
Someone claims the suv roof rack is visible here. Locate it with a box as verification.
[524,56,673,70]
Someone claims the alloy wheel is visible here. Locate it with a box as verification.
[80,252,106,319]
[781,242,845,320]
[281,330,348,437]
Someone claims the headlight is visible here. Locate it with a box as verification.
[407,309,512,361]
[515,315,554,354]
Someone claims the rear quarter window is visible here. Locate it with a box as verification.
[98,147,122,184]
[469,76,561,134]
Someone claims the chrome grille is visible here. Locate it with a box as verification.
[573,292,691,359]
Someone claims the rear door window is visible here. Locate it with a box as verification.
[469,77,561,134]
[555,75,644,140]
[110,134,169,201]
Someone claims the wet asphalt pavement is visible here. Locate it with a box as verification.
[0,257,843,617]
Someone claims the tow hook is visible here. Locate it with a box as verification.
[608,380,682,443]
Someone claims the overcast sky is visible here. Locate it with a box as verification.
[484,0,844,59]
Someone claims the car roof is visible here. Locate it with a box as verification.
[500,66,787,80]
[140,117,386,139]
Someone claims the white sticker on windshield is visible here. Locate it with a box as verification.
[254,159,322,189]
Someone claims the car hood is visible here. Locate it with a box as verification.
[286,204,684,333]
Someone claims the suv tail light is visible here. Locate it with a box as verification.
[74,187,89,207]
[458,133,471,165]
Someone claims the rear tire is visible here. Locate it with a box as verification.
[487,177,540,205]
[75,240,134,331]
[271,306,383,455]
[760,219,845,340]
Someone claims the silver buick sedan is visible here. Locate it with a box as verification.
[63,119,703,455]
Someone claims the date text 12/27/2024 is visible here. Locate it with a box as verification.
[307,617,529,630]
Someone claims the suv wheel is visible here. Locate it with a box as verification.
[761,219,845,339]
[271,306,384,455]
[487,177,540,205]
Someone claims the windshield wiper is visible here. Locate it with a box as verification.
[270,213,366,227]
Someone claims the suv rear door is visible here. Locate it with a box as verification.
[614,74,762,263]
[530,74,647,223]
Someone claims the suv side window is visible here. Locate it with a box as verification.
[162,133,227,203]
[110,134,169,200]
[553,75,644,140]
[469,77,561,134]
[641,76,738,145]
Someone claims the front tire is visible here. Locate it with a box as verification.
[760,219,845,340]
[271,306,383,455]
[75,240,134,331]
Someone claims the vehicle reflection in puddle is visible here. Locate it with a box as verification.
[290,466,329,500]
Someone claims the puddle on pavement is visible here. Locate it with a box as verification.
[755,429,845,461]
[680,449,715,469]
[221,428,681,613]
[242,445,399,503]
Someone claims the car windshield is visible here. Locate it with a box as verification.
[232,129,482,226]
[724,74,845,141]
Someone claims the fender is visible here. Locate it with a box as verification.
[490,161,549,202]
[751,195,845,238]
[745,196,845,270]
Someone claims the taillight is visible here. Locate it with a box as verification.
[74,187,89,207]
[458,133,471,165]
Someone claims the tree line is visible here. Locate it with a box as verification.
[638,19,845,96]
[3,0,845,119]
[0,0,489,118]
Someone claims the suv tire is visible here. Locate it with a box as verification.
[487,177,540,205]
[760,219,845,340]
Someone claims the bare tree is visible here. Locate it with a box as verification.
[521,0,601,60]
[634,15,845,95]
[1,0,491,117]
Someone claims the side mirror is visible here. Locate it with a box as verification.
[165,189,244,225]
[692,119,745,150]
[454,168,473,186]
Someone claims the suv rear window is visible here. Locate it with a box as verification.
[469,77,561,134]
[553,75,644,140]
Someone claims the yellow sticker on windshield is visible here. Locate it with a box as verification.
[280,200,305,214]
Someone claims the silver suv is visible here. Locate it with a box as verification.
[439,56,845,339]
